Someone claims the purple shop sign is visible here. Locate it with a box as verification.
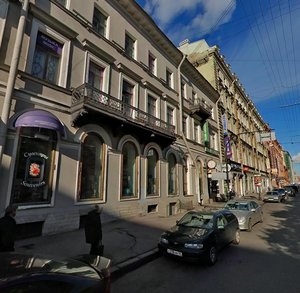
[37,32,62,55]
[224,136,232,158]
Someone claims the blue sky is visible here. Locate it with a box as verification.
[136,0,300,174]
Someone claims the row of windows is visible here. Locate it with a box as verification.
[10,129,191,206]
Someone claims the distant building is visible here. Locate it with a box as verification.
[179,39,271,196]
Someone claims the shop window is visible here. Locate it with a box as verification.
[11,128,57,205]
[168,154,177,195]
[121,142,138,198]
[147,148,159,196]
[79,133,104,200]
[31,31,63,84]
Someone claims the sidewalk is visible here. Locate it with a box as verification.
[15,201,226,279]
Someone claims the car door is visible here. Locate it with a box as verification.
[249,201,259,223]
[215,214,229,248]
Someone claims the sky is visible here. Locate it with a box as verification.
[136,0,300,175]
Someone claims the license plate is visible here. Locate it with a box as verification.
[167,249,182,257]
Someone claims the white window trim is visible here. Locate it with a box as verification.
[125,32,137,60]
[26,18,71,87]
[84,52,110,93]
[148,51,157,76]
[0,0,8,49]
[93,4,110,40]
[166,68,174,89]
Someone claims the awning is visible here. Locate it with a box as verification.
[14,109,66,137]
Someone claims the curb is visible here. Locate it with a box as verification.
[110,248,160,280]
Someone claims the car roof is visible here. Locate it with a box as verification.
[226,199,251,203]
[0,253,108,280]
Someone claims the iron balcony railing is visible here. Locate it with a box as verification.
[72,84,175,137]
[190,99,212,118]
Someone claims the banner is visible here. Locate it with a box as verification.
[224,136,232,158]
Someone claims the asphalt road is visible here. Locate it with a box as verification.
[112,195,300,293]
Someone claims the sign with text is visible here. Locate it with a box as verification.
[256,131,276,143]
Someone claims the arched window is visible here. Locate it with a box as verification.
[147,148,159,196]
[168,154,177,195]
[182,159,188,196]
[12,127,57,205]
[79,133,104,200]
[122,142,138,198]
[197,160,203,195]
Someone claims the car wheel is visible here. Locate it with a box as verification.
[207,246,217,265]
[233,229,240,245]
[247,219,252,232]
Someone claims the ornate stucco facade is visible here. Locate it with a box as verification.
[0,0,220,236]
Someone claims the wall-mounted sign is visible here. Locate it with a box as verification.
[224,136,232,158]
[207,160,216,169]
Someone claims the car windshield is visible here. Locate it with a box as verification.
[177,213,213,229]
[225,202,249,211]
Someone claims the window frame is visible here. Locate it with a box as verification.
[166,68,173,88]
[148,52,156,75]
[120,141,139,199]
[125,32,136,59]
[92,7,108,38]
[26,19,70,87]
[78,133,105,202]
[84,52,110,93]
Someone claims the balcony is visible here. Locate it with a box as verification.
[190,99,211,120]
[71,84,176,139]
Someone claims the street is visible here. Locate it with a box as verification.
[112,196,300,293]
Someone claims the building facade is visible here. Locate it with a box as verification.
[179,39,271,198]
[0,0,219,236]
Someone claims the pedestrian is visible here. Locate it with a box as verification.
[84,205,103,256]
[0,205,18,252]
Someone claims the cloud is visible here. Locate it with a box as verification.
[292,153,300,162]
[143,0,236,41]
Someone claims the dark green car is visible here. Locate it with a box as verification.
[158,210,240,265]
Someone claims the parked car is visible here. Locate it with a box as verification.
[224,199,263,231]
[0,253,111,292]
[272,188,287,201]
[283,186,296,197]
[263,190,284,203]
[158,210,240,265]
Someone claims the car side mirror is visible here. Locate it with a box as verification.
[251,208,256,212]
[217,225,225,230]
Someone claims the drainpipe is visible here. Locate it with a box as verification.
[0,0,29,165]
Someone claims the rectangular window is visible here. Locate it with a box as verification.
[148,53,156,75]
[122,80,134,117]
[88,62,104,90]
[148,95,156,117]
[182,115,187,136]
[93,8,107,37]
[181,79,186,99]
[31,31,63,84]
[194,122,199,143]
[125,33,135,58]
[166,69,173,88]
[167,106,174,126]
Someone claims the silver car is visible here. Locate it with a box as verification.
[224,199,263,231]
[263,191,283,203]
